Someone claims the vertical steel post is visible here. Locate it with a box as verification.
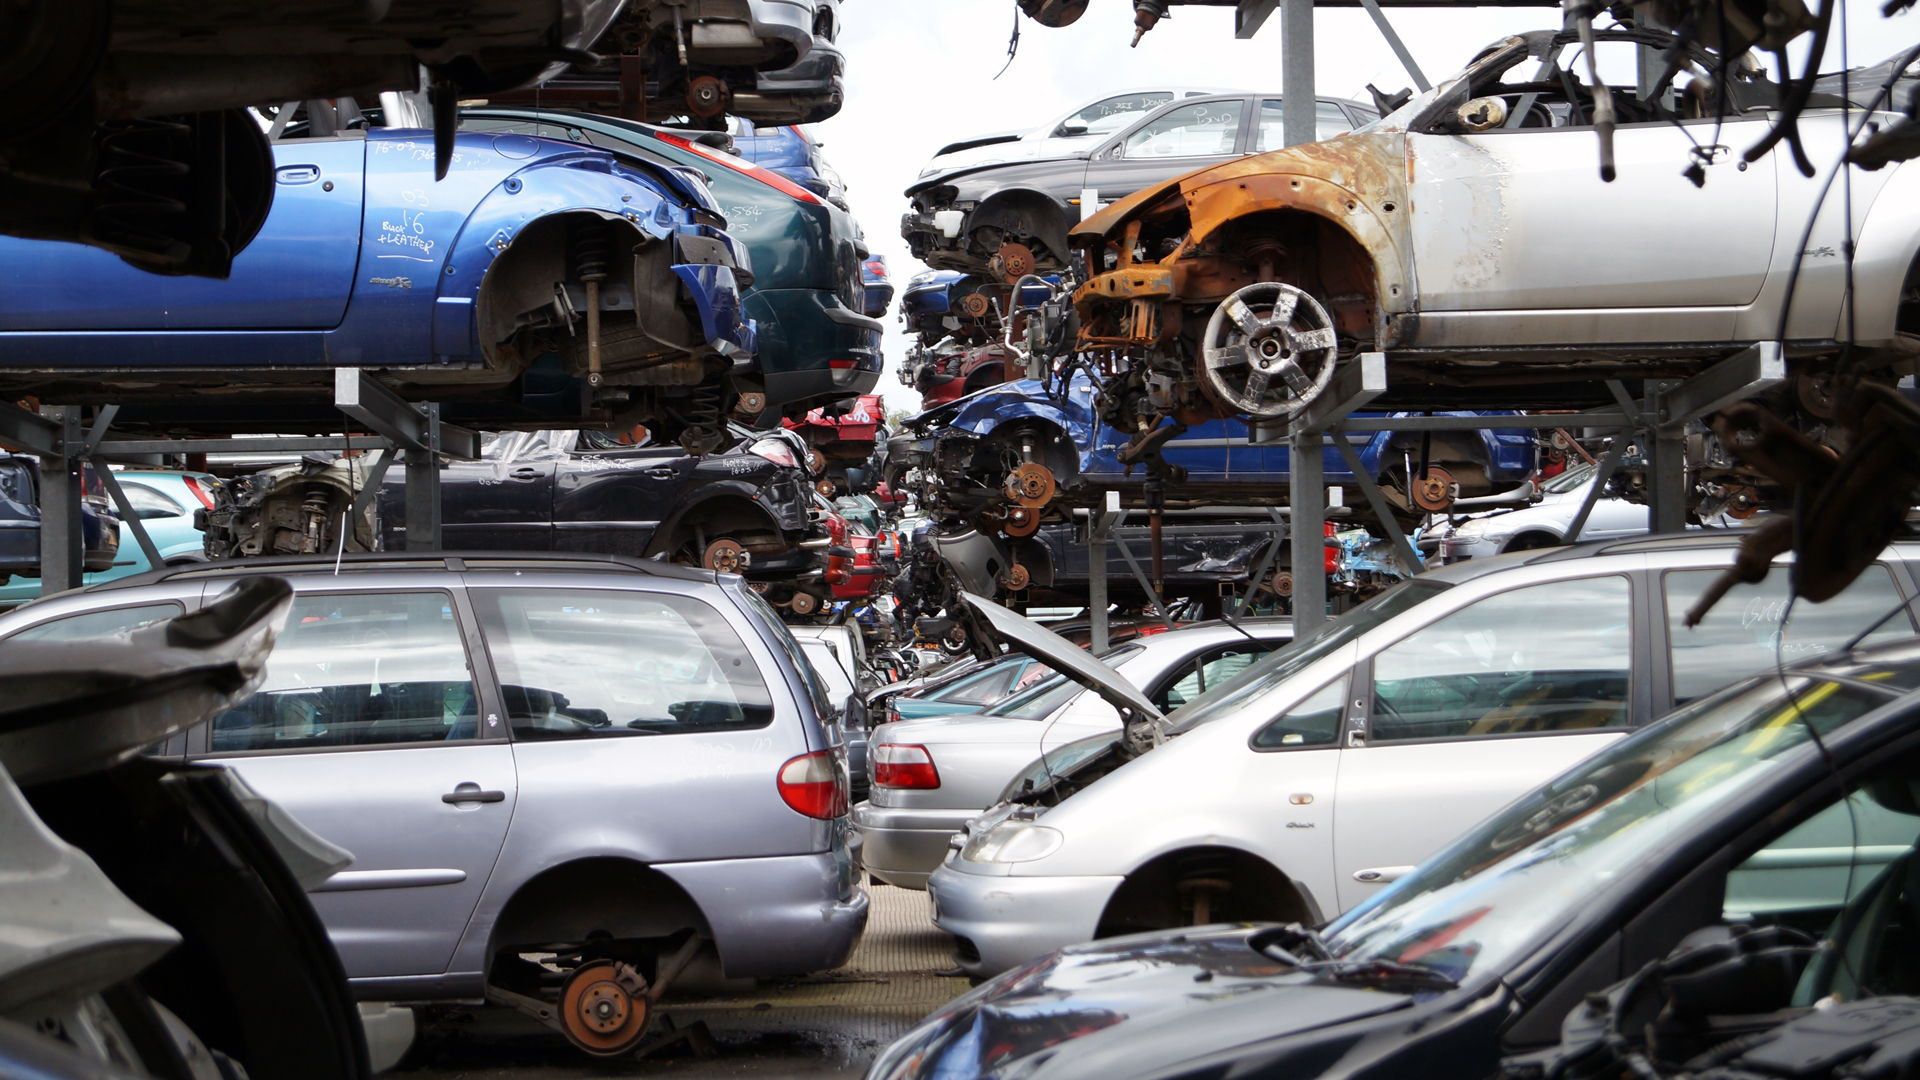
[1647,381,1688,535]
[404,404,443,551]
[38,407,83,595]
[1290,426,1326,634]
[1281,0,1316,148]
[1088,491,1118,654]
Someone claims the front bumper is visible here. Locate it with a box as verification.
[926,861,1123,977]
[1438,533,1500,562]
[659,851,869,978]
[752,42,844,124]
[851,801,976,890]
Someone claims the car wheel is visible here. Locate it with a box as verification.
[1504,531,1562,552]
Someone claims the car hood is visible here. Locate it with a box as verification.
[906,149,1095,197]
[868,924,1414,1080]
[960,593,1163,728]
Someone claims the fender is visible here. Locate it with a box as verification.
[647,481,789,555]
[934,377,1091,440]
[1845,157,1920,346]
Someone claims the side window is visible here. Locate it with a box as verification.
[209,592,478,752]
[120,482,184,519]
[1252,676,1349,748]
[1156,644,1278,711]
[9,602,182,642]
[1255,100,1356,152]
[1062,92,1174,137]
[1122,101,1244,159]
[475,589,775,739]
[1665,565,1912,706]
[1370,576,1633,741]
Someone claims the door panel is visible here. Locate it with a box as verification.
[0,138,368,329]
[199,589,514,979]
[440,460,557,549]
[552,444,687,554]
[1407,119,1777,315]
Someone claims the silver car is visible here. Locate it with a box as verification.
[0,552,867,1059]
[854,620,1292,889]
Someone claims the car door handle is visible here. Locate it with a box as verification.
[442,788,506,804]
[645,467,677,480]
[1352,866,1416,884]
[510,467,542,481]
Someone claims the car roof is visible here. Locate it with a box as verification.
[76,551,719,597]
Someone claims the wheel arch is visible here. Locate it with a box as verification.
[969,186,1074,270]
[484,856,715,974]
[1094,843,1323,939]
[643,485,787,558]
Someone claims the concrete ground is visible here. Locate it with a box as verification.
[392,884,969,1079]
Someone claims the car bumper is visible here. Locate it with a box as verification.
[926,862,1124,977]
[1438,533,1501,562]
[671,262,757,359]
[658,851,869,978]
[852,801,977,890]
[749,289,883,411]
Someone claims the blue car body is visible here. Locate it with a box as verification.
[913,377,1536,489]
[0,128,755,431]
[733,120,847,204]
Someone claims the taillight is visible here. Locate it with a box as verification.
[777,750,847,819]
[652,131,825,205]
[181,475,217,510]
[828,359,858,370]
[872,744,940,789]
[749,438,799,469]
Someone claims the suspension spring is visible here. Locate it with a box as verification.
[91,118,192,264]
[572,218,614,386]
[679,383,723,456]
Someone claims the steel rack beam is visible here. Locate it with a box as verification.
[1262,352,1388,443]
[1655,342,1786,429]
[1332,437,1422,573]
[39,408,84,594]
[333,369,480,459]
[97,435,398,456]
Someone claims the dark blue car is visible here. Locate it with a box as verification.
[0,118,757,450]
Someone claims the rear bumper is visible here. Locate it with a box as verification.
[852,801,976,890]
[660,851,869,978]
[749,289,883,411]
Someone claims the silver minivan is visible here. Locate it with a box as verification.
[0,552,867,1058]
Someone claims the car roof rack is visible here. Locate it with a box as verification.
[1523,531,1749,564]
[85,550,718,594]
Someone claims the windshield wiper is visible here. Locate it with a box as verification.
[1317,959,1459,991]
[1255,923,1334,963]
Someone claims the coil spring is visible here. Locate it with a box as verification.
[91,118,192,263]
[679,383,723,455]
[572,217,614,283]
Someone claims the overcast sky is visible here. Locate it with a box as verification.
[818,1,1920,414]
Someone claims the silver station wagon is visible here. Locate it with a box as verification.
[0,552,867,1058]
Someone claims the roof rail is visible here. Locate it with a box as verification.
[86,550,718,594]
[1523,531,1749,564]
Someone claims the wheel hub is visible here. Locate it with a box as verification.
[702,538,748,574]
[558,960,650,1057]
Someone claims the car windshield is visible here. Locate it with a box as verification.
[1541,462,1597,495]
[986,644,1144,720]
[1321,668,1913,984]
[1164,579,1451,734]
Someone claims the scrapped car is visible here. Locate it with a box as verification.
[0,469,213,607]
[0,456,120,588]
[0,552,867,1059]
[0,122,756,449]
[858,619,1291,888]
[1425,458,1751,562]
[488,0,842,127]
[898,271,1057,406]
[459,107,884,421]
[1,0,623,275]
[885,654,1056,723]
[872,639,1920,1080]
[1065,30,1920,516]
[904,91,1375,279]
[733,118,852,207]
[791,622,874,797]
[917,87,1244,181]
[787,394,887,493]
[924,532,1920,976]
[0,577,379,1080]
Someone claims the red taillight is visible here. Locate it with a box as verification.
[777,750,847,819]
[181,475,217,510]
[872,744,940,789]
[652,131,825,205]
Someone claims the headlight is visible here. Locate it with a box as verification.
[961,820,1063,864]
[1453,518,1486,538]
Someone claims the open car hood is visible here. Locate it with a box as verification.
[959,592,1163,727]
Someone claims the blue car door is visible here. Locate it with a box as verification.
[0,138,367,329]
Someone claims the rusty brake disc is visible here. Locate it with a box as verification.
[990,243,1036,284]
[1004,462,1056,508]
[703,538,748,574]
[558,959,650,1057]
[1412,466,1457,513]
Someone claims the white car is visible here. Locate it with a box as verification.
[855,620,1291,888]
[915,87,1239,181]
[1426,461,1747,561]
[926,532,1920,976]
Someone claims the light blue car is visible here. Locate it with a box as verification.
[0,470,214,607]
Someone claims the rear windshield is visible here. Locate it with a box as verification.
[986,644,1143,720]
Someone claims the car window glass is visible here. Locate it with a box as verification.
[736,584,831,720]
[1010,663,1054,692]
[1255,100,1355,151]
[1066,92,1175,136]
[986,644,1144,721]
[1541,462,1597,494]
[0,460,32,506]
[1716,746,1920,1004]
[1370,575,1632,741]
[209,592,478,752]
[9,602,182,642]
[1665,565,1912,706]
[1157,644,1279,711]
[939,665,1017,705]
[476,589,775,738]
[119,482,183,518]
[1252,675,1349,748]
[1122,101,1244,158]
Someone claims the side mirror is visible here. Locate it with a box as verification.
[1057,121,1090,137]
[843,692,870,730]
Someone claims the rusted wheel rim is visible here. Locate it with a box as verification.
[558,960,649,1057]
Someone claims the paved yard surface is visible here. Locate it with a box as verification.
[393,884,969,1079]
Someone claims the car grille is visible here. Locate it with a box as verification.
[953,936,981,964]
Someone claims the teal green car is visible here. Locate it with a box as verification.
[888,655,1055,723]
[0,471,214,608]
[460,108,884,422]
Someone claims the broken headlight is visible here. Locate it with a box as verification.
[961,820,1064,864]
